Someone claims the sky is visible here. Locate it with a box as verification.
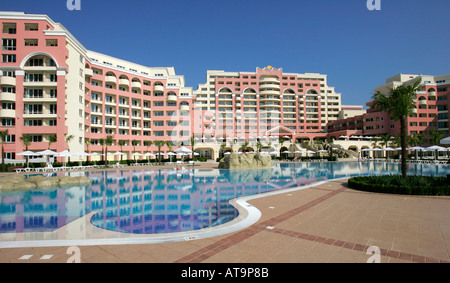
[2,0,449,107]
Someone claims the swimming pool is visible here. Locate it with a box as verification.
[1,161,449,235]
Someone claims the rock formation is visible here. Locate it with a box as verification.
[219,153,273,170]
[0,175,92,192]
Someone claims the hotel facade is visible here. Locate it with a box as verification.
[327,74,450,145]
[0,12,353,162]
[1,11,448,162]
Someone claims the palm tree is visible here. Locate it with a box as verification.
[190,136,196,158]
[241,141,249,153]
[48,135,57,150]
[154,140,166,164]
[118,140,126,161]
[372,80,421,177]
[105,135,114,165]
[256,140,262,153]
[325,138,334,161]
[65,134,75,162]
[380,134,392,160]
[20,134,32,168]
[0,130,8,171]
[84,138,91,162]
[99,138,105,162]
[429,129,445,145]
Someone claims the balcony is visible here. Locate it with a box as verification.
[154,85,164,92]
[0,109,15,118]
[167,94,177,102]
[260,89,280,96]
[85,69,93,77]
[1,76,16,85]
[0,92,16,101]
[131,81,142,89]
[180,104,190,112]
[119,78,129,86]
[259,77,280,84]
[105,76,117,84]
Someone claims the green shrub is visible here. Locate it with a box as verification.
[348,175,449,196]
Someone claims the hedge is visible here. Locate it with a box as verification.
[347,175,450,196]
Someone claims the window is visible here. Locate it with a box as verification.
[49,104,57,114]
[2,38,16,50]
[2,54,16,63]
[2,102,15,110]
[2,23,16,34]
[154,131,164,136]
[24,119,43,126]
[46,39,58,46]
[27,58,43,66]
[24,39,38,46]
[25,23,39,31]
[2,118,15,127]
[25,73,43,82]
[2,87,16,94]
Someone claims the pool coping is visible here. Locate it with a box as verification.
[0,176,349,249]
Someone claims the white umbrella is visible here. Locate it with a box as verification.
[174,146,192,154]
[36,149,57,155]
[408,146,425,151]
[306,150,316,154]
[143,152,155,156]
[440,136,450,145]
[282,151,292,153]
[131,152,143,156]
[17,151,38,156]
[17,151,37,167]
[426,145,446,151]
[56,150,73,157]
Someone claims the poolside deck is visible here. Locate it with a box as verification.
[0,168,449,263]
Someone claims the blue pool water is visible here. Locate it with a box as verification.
[0,161,449,234]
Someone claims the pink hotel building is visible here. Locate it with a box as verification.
[1,11,449,162]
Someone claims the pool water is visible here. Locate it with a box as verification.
[0,162,449,234]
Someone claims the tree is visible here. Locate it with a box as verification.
[65,134,75,162]
[0,130,8,171]
[154,140,166,164]
[105,135,114,165]
[190,136,196,158]
[380,134,392,160]
[20,134,32,168]
[99,138,105,162]
[325,138,334,161]
[372,80,421,177]
[256,140,262,153]
[48,135,57,150]
[429,129,445,145]
[118,140,126,161]
[84,138,91,161]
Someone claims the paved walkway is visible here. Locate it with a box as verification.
[0,178,449,263]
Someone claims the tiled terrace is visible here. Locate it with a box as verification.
[1,177,449,263]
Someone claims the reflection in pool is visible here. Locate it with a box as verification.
[1,162,449,234]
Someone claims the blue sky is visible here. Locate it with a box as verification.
[2,0,449,107]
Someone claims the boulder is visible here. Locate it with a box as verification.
[36,178,60,189]
[58,176,81,187]
[219,153,273,170]
[0,175,93,191]
[14,182,37,190]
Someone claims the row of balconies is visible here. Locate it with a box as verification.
[86,72,167,92]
